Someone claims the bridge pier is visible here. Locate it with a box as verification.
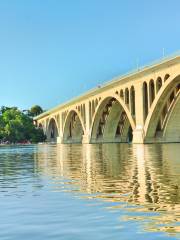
[132,83,145,144]
[133,128,145,144]
[82,134,91,144]
[57,136,63,144]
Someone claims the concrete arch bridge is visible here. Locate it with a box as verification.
[34,55,180,144]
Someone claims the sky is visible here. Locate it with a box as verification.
[0,0,179,110]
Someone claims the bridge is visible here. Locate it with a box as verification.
[34,54,180,144]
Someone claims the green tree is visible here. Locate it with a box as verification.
[0,106,17,115]
[29,105,43,117]
[0,107,46,143]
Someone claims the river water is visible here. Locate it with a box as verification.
[0,143,179,240]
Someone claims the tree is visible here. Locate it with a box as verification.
[0,107,46,143]
[29,105,43,117]
[0,106,17,115]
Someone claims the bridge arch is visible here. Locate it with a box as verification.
[143,81,149,121]
[120,89,124,100]
[163,92,180,141]
[38,122,46,133]
[90,94,135,143]
[149,79,155,106]
[164,73,170,82]
[38,123,43,129]
[144,73,180,142]
[156,77,162,93]
[47,117,59,142]
[125,88,130,106]
[130,86,135,116]
[63,109,85,143]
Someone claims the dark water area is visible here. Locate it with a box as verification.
[0,143,179,240]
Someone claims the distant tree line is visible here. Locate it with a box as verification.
[0,105,46,144]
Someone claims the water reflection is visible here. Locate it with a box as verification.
[0,146,44,196]
[35,143,180,235]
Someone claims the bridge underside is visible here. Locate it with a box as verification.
[90,98,133,143]
[63,111,83,144]
[145,90,180,143]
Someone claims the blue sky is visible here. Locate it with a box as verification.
[0,0,179,110]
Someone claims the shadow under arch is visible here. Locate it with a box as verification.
[163,91,180,141]
[90,95,135,143]
[63,109,85,143]
[38,122,45,135]
[144,74,180,142]
[47,118,59,142]
[38,123,43,128]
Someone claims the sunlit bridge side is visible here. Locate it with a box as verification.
[34,55,180,144]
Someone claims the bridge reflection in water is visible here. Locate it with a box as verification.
[35,143,180,235]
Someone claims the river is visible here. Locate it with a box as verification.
[0,143,179,239]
